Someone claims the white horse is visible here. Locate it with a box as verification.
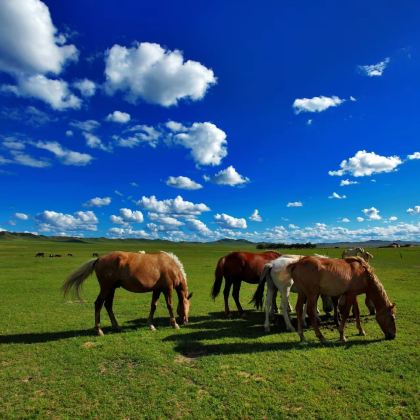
[342,247,364,258]
[251,255,303,332]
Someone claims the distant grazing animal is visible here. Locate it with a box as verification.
[54,254,62,257]
[49,254,54,258]
[211,251,281,317]
[341,247,364,259]
[92,253,99,257]
[62,251,192,336]
[288,256,396,343]
[35,252,45,257]
[67,253,74,257]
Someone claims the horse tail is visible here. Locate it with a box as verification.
[251,264,271,310]
[211,256,226,299]
[62,258,98,301]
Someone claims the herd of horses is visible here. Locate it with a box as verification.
[63,249,396,342]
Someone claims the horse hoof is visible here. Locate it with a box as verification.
[359,330,366,336]
[173,323,180,329]
[96,329,104,337]
[149,325,156,331]
[340,337,347,343]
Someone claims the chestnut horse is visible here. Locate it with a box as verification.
[211,251,281,316]
[62,251,192,336]
[288,256,396,343]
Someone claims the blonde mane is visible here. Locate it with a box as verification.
[160,251,187,281]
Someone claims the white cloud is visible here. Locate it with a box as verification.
[108,227,150,238]
[84,197,111,207]
[110,215,127,226]
[15,212,29,220]
[3,138,25,150]
[167,121,227,166]
[33,141,93,166]
[362,207,381,220]
[104,42,216,106]
[106,110,131,123]
[3,75,81,110]
[214,213,247,229]
[329,192,346,199]
[389,216,398,222]
[137,195,210,215]
[340,218,350,223]
[356,217,364,222]
[148,212,183,228]
[249,209,262,222]
[114,124,160,148]
[184,217,212,236]
[35,210,98,232]
[166,176,203,190]
[329,150,402,177]
[407,152,420,160]
[73,79,96,97]
[207,165,249,186]
[359,58,390,77]
[70,120,100,132]
[307,119,313,125]
[340,179,359,186]
[82,132,109,151]
[65,130,73,137]
[0,0,78,76]
[119,208,144,223]
[407,206,420,215]
[10,150,50,168]
[293,96,344,113]
[287,201,303,207]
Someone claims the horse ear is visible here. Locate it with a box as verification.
[187,292,193,300]
[390,303,396,309]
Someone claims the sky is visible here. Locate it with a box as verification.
[0,0,419,243]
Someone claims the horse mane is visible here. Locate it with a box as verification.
[362,262,392,309]
[160,251,187,281]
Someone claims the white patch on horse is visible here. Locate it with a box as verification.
[137,250,146,254]
[160,251,187,280]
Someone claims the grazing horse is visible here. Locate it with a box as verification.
[62,251,192,336]
[211,251,281,317]
[35,252,45,257]
[288,256,396,343]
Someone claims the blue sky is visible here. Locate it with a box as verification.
[0,0,419,242]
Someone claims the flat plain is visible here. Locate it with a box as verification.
[0,238,419,418]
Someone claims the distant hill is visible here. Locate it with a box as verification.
[0,231,418,247]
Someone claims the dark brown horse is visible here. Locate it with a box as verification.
[288,256,396,343]
[211,251,281,316]
[62,251,192,336]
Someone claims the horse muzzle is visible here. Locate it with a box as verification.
[385,332,396,340]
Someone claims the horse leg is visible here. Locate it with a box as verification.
[223,279,233,317]
[338,295,352,342]
[332,296,340,327]
[365,296,375,315]
[353,297,366,336]
[164,289,179,329]
[271,288,278,315]
[94,291,107,336]
[307,295,326,343]
[281,286,295,332]
[232,281,245,317]
[295,292,306,342]
[104,287,120,331]
[264,281,274,332]
[147,289,161,331]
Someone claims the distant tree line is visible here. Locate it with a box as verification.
[256,242,317,250]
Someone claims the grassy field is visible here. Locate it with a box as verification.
[0,239,419,419]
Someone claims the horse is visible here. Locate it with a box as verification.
[288,256,396,343]
[62,251,192,336]
[35,252,45,257]
[211,251,281,317]
[342,247,365,258]
[92,252,99,257]
[67,253,74,257]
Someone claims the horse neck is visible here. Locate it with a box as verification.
[366,270,390,311]
[176,280,188,298]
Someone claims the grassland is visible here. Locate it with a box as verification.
[0,238,419,419]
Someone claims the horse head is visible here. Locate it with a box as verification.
[177,291,193,324]
[376,303,396,340]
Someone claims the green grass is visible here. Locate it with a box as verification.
[0,239,419,418]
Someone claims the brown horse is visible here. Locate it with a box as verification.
[211,251,281,316]
[288,256,396,343]
[62,251,192,336]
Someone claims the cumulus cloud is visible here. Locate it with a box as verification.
[70,120,100,132]
[356,217,364,222]
[407,206,420,215]
[119,208,144,223]
[15,212,29,220]
[137,195,210,215]
[287,201,303,207]
[340,218,350,223]
[148,212,184,228]
[329,192,346,199]
[329,150,402,177]
[2,75,81,110]
[389,216,398,222]
[113,124,160,148]
[358,58,390,77]
[206,165,249,186]
[166,121,227,166]
[33,141,93,166]
[214,213,247,229]
[166,176,202,190]
[184,217,212,237]
[407,152,420,160]
[340,179,358,186]
[249,209,262,222]
[35,210,98,232]
[106,110,131,123]
[362,207,381,220]
[108,227,150,238]
[82,132,109,151]
[73,79,96,97]
[104,42,216,106]
[84,197,111,207]
[293,96,344,113]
